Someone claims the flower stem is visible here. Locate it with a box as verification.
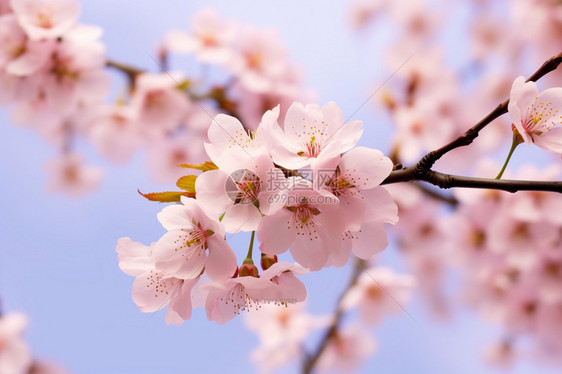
[495,133,520,180]
[244,231,256,264]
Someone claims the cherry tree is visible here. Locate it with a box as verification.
[2,0,562,373]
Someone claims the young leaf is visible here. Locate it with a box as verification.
[138,190,194,203]
[176,175,197,192]
[177,161,218,171]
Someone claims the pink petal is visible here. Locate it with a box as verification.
[132,270,180,312]
[339,147,393,189]
[534,127,562,154]
[205,236,238,281]
[221,202,262,233]
[351,222,389,259]
[257,210,296,255]
[165,279,198,325]
[194,169,232,217]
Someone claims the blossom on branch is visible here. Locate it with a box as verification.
[509,76,562,154]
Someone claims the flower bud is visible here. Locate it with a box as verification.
[239,263,259,278]
[260,253,278,270]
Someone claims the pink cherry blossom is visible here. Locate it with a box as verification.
[316,324,377,373]
[508,76,562,154]
[86,104,142,165]
[146,133,206,183]
[203,107,276,165]
[164,7,236,64]
[258,178,348,271]
[203,262,307,325]
[0,313,32,374]
[245,303,329,373]
[132,269,199,326]
[10,0,80,40]
[315,146,396,232]
[38,30,110,115]
[130,72,192,140]
[195,150,286,233]
[228,26,289,93]
[45,153,103,197]
[153,196,237,281]
[116,236,200,325]
[342,267,415,325]
[269,101,363,170]
[0,14,52,76]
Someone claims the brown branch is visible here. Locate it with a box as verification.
[106,59,144,89]
[383,168,562,193]
[382,52,562,194]
[418,51,562,171]
[302,259,365,374]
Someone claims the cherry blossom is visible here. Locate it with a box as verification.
[10,0,81,40]
[245,303,328,373]
[342,267,415,325]
[163,7,236,64]
[45,153,103,197]
[203,262,307,325]
[269,101,363,170]
[153,196,237,281]
[0,313,32,374]
[257,178,346,271]
[316,324,377,372]
[508,76,562,154]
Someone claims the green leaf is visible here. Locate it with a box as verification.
[138,189,194,203]
[176,175,197,192]
[177,161,218,171]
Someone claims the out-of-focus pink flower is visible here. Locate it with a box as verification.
[10,0,81,40]
[45,153,103,197]
[508,76,562,154]
[348,0,387,29]
[164,7,236,64]
[342,267,415,325]
[0,313,32,374]
[146,132,206,183]
[87,105,142,165]
[483,340,516,369]
[228,27,289,93]
[245,303,329,374]
[0,14,52,76]
[130,72,191,139]
[316,324,377,373]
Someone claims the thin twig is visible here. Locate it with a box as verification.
[106,59,144,88]
[382,52,562,194]
[418,52,562,171]
[302,260,365,374]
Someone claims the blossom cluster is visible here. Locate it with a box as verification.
[117,101,399,325]
[446,164,562,366]
[0,2,311,196]
[0,0,109,196]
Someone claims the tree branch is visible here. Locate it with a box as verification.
[106,59,144,89]
[418,51,562,171]
[302,259,365,374]
[383,167,562,193]
[382,52,562,194]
